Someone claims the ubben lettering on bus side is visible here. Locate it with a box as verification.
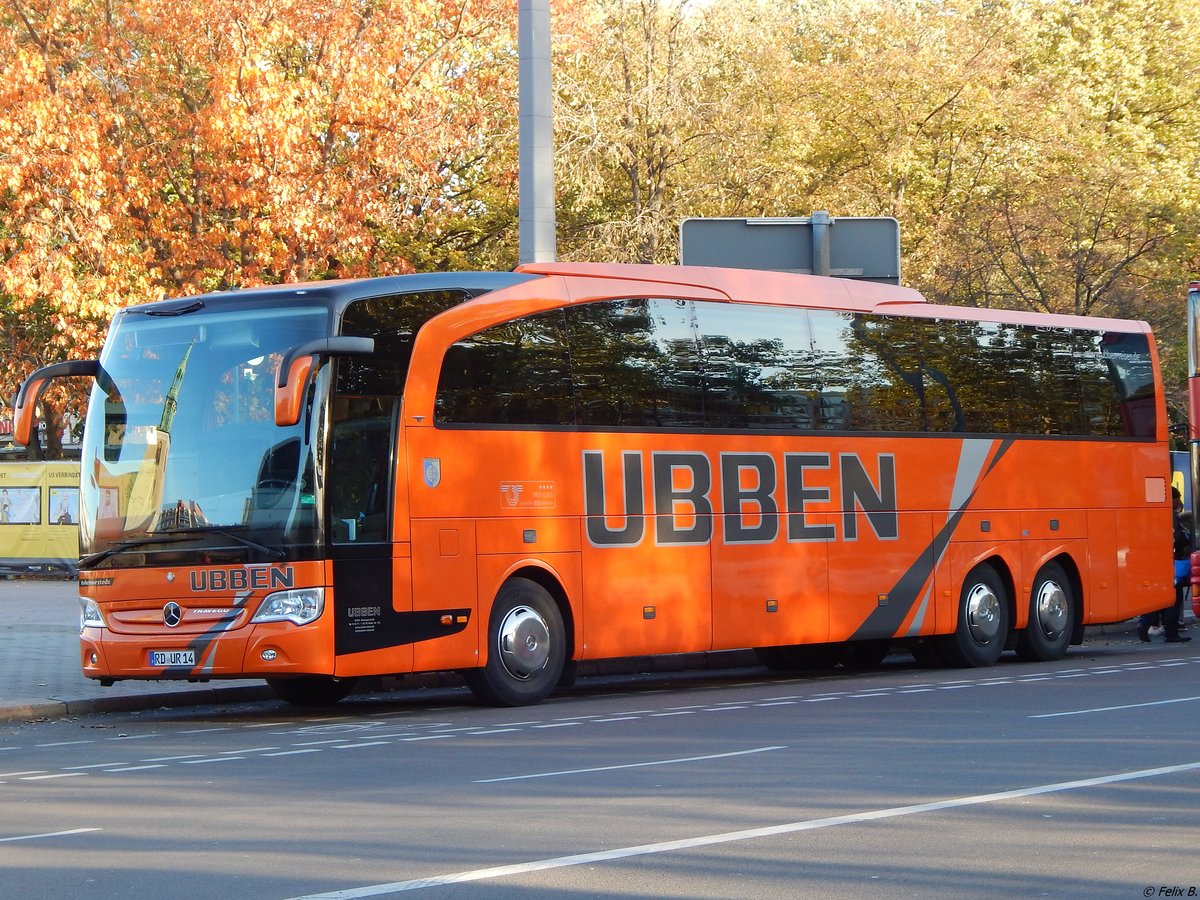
[582,450,898,548]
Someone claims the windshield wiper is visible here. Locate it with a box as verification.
[79,535,190,569]
[159,526,286,560]
[79,527,285,569]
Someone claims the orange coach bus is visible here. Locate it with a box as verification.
[13,262,1173,706]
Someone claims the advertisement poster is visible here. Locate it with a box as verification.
[0,461,80,574]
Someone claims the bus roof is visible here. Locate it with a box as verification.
[516,262,1151,333]
[123,271,541,317]
[122,262,1150,335]
[517,261,927,313]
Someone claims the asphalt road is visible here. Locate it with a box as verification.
[2,638,1198,899]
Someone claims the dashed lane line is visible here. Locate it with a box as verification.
[0,828,101,844]
[474,745,787,784]
[1029,696,1200,719]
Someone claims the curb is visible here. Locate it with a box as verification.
[0,686,276,724]
[0,629,1157,725]
[0,650,762,724]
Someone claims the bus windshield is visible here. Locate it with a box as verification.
[78,302,331,568]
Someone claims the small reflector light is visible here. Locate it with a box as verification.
[766,599,779,613]
[456,615,468,624]
[261,649,278,661]
[643,606,656,619]
[440,615,453,625]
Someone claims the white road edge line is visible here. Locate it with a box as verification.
[1028,696,1200,718]
[291,760,1200,898]
[475,746,786,784]
[0,828,101,844]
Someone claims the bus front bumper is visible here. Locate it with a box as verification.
[80,621,333,682]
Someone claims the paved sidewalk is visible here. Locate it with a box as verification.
[0,576,1177,724]
[1,577,272,722]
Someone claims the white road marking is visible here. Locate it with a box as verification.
[263,750,323,757]
[474,746,786,784]
[63,762,126,770]
[0,828,101,844]
[292,760,1200,898]
[143,755,206,762]
[1029,696,1200,718]
[104,765,167,773]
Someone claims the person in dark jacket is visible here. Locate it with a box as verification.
[1139,487,1192,643]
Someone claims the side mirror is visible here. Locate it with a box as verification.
[274,337,375,427]
[13,360,102,446]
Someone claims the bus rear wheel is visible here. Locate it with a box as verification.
[267,675,357,707]
[936,563,1010,667]
[1016,562,1074,662]
[465,577,566,707]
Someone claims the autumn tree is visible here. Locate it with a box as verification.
[0,0,520,455]
[553,0,1200,422]
[554,0,740,263]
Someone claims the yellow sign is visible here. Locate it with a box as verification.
[0,461,80,573]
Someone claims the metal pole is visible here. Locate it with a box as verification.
[518,0,556,264]
[1188,282,1200,537]
[810,210,831,277]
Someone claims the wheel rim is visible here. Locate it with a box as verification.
[1034,580,1068,639]
[496,604,551,681]
[965,582,1002,645]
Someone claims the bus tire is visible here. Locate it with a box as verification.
[465,578,565,707]
[266,675,357,707]
[936,564,1010,667]
[1015,562,1074,662]
[754,643,842,671]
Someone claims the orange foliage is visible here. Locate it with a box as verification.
[0,0,519,436]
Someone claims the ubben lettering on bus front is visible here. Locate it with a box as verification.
[189,565,297,593]
[582,449,899,548]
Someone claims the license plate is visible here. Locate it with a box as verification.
[149,650,195,667]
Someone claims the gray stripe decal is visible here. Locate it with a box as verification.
[852,439,1013,640]
[905,440,995,635]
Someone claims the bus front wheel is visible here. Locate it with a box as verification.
[465,578,566,707]
[1015,562,1074,661]
[936,564,1010,667]
[266,675,357,707]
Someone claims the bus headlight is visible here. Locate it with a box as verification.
[80,598,106,632]
[251,588,324,626]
